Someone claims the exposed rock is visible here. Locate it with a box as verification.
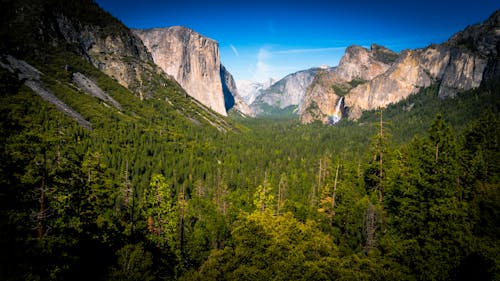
[1,0,239,132]
[336,45,394,81]
[300,44,395,123]
[437,49,487,98]
[220,65,255,117]
[301,10,499,123]
[24,80,92,130]
[72,72,123,110]
[251,68,318,116]
[55,14,160,99]
[134,27,227,116]
[299,69,341,124]
[0,54,42,81]
[346,50,433,119]
[0,55,92,130]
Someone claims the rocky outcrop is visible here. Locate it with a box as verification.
[345,10,498,119]
[72,72,123,110]
[0,0,240,132]
[345,49,433,119]
[437,49,487,98]
[301,10,499,122]
[0,55,92,130]
[336,44,395,81]
[220,64,255,117]
[300,44,395,123]
[55,14,163,100]
[299,69,342,123]
[251,68,318,116]
[134,27,227,116]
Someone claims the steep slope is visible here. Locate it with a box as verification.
[336,44,396,81]
[251,68,318,116]
[345,49,433,119]
[301,10,500,122]
[221,64,255,117]
[0,0,174,100]
[133,27,228,116]
[346,11,499,119]
[299,68,342,123]
[300,44,395,123]
[0,0,236,132]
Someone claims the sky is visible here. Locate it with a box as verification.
[95,0,498,82]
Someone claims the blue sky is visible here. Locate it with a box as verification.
[95,0,498,82]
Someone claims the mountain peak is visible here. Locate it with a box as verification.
[134,27,227,116]
[337,44,393,81]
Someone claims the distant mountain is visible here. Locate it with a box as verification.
[249,68,320,116]
[236,78,275,105]
[300,10,500,124]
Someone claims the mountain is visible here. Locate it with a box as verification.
[250,68,319,116]
[236,78,275,105]
[336,44,397,81]
[133,26,229,116]
[300,10,500,123]
[220,64,255,117]
[0,0,235,131]
[299,45,396,123]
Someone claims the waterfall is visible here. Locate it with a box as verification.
[327,96,343,125]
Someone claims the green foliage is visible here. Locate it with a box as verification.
[253,103,298,118]
[253,180,274,213]
[331,79,365,96]
[1,22,499,279]
[192,211,339,281]
[142,174,178,250]
[108,243,154,281]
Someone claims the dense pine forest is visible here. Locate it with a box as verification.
[1,50,499,280]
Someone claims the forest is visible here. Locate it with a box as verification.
[1,45,499,280]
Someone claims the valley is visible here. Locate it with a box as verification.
[0,0,499,280]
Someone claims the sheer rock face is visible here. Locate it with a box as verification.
[346,50,433,119]
[301,10,499,123]
[220,65,255,117]
[299,69,341,124]
[300,44,395,124]
[134,27,227,116]
[336,44,395,81]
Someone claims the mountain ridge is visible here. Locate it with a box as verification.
[300,10,500,123]
[248,68,320,116]
[0,0,238,132]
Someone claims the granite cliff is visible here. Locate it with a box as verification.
[301,10,500,123]
[134,27,229,116]
[0,0,236,131]
[300,44,396,123]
